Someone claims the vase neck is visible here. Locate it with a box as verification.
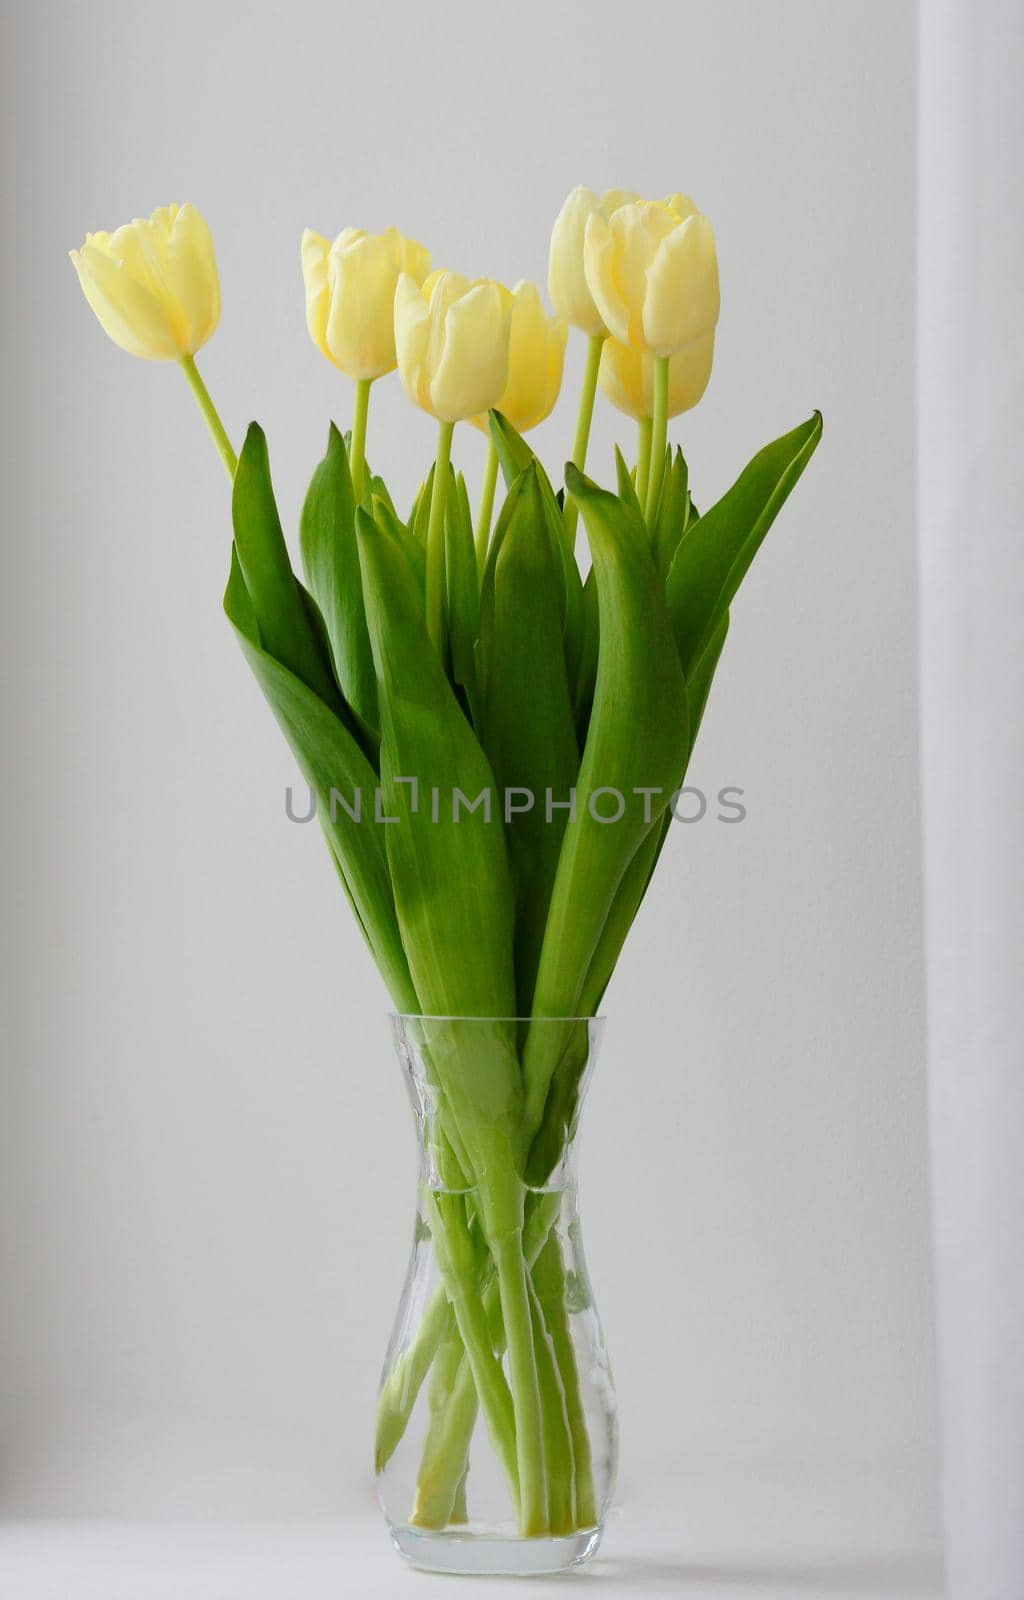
[391,1015,603,1192]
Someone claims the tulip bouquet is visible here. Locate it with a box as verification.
[71,189,820,1567]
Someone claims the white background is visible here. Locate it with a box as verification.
[1,0,938,1575]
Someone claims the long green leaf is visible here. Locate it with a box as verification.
[652,447,691,580]
[445,469,482,729]
[573,568,599,746]
[478,464,580,1013]
[232,423,343,714]
[522,465,690,1141]
[488,412,584,694]
[224,548,416,1011]
[299,423,379,743]
[372,496,427,595]
[666,412,822,676]
[354,506,517,1028]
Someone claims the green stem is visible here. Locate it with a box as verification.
[410,1325,471,1528]
[425,420,455,651]
[492,1231,548,1534]
[474,438,500,574]
[562,333,604,551]
[179,355,237,480]
[635,414,653,509]
[375,1290,455,1471]
[532,1230,596,1528]
[528,1274,576,1534]
[450,1465,470,1525]
[406,1190,564,1527]
[349,377,372,505]
[423,1189,520,1509]
[644,355,670,526]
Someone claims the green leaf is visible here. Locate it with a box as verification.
[488,408,534,487]
[354,505,517,1028]
[444,470,482,728]
[666,412,822,676]
[366,464,397,522]
[613,445,644,521]
[595,605,734,985]
[578,603,731,1029]
[372,495,427,595]
[298,423,379,744]
[522,466,691,1140]
[224,547,416,1011]
[652,447,690,580]
[488,411,585,701]
[412,465,436,545]
[478,464,580,1013]
[232,423,343,714]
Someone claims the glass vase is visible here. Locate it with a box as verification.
[376,1014,616,1576]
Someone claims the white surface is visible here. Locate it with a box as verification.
[917,2,1024,1597]
[0,1487,942,1600]
[2,0,935,1552]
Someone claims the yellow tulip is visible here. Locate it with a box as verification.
[584,197,720,357]
[395,270,512,424]
[598,331,715,420]
[548,186,639,338]
[69,203,220,361]
[302,226,430,382]
[471,281,567,434]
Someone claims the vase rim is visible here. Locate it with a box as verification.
[390,1012,605,1024]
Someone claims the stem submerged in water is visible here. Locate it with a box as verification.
[480,1165,549,1536]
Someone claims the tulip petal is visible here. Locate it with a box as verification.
[549,186,605,337]
[164,202,220,354]
[489,281,567,433]
[597,337,645,420]
[644,213,720,356]
[394,272,434,412]
[582,213,630,347]
[430,282,511,422]
[71,244,181,360]
[301,229,332,360]
[662,192,699,221]
[600,187,642,213]
[390,228,431,284]
[326,233,400,380]
[666,330,715,416]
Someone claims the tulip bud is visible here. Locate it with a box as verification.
[394,270,512,424]
[302,226,430,382]
[471,281,567,434]
[584,197,719,358]
[548,186,639,337]
[598,331,715,421]
[69,203,220,361]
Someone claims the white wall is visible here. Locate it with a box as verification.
[1,0,936,1545]
[919,3,1024,1596]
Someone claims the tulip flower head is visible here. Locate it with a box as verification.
[472,281,567,434]
[548,186,640,338]
[584,196,720,358]
[302,226,430,382]
[70,203,221,361]
[598,330,715,421]
[395,270,513,424]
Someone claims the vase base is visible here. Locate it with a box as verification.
[388,1522,604,1575]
